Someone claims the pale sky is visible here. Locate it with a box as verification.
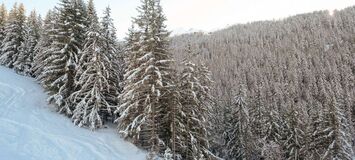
[2,0,355,39]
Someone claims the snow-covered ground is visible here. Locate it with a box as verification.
[0,66,146,160]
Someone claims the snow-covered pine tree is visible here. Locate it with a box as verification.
[305,75,331,159]
[167,96,185,160]
[224,91,246,160]
[69,0,117,130]
[224,87,259,160]
[249,84,266,140]
[319,81,354,160]
[75,0,96,70]
[305,99,324,159]
[38,0,87,115]
[116,21,146,140]
[279,59,308,160]
[194,62,220,159]
[0,3,26,68]
[262,99,283,159]
[263,103,282,144]
[210,102,233,157]
[263,83,284,149]
[0,3,7,46]
[101,7,119,59]
[14,10,41,76]
[32,9,57,78]
[178,60,216,159]
[282,102,306,160]
[100,6,121,112]
[116,0,176,157]
[86,0,96,27]
[178,61,202,159]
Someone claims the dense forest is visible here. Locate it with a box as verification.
[0,0,354,159]
[171,6,355,160]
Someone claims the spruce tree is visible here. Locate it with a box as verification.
[179,61,204,159]
[32,9,57,78]
[101,7,118,55]
[319,82,354,160]
[38,0,87,115]
[224,87,259,160]
[116,0,176,157]
[264,103,282,144]
[249,85,266,139]
[282,103,306,160]
[0,3,7,45]
[86,0,96,26]
[70,0,116,129]
[100,6,121,111]
[178,61,214,159]
[0,3,26,68]
[281,73,307,160]
[14,10,41,75]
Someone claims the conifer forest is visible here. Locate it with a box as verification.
[0,0,354,159]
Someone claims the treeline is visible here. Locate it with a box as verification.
[0,0,216,160]
[171,6,355,160]
[0,0,121,125]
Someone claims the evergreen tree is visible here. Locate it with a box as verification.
[224,87,258,160]
[100,7,118,58]
[281,71,307,160]
[211,102,233,158]
[0,3,26,68]
[32,10,56,77]
[178,61,210,159]
[70,0,116,130]
[116,0,176,157]
[86,0,96,26]
[282,103,306,160]
[0,3,7,45]
[100,6,121,112]
[249,85,266,139]
[263,103,282,144]
[38,0,87,115]
[14,10,41,75]
[318,83,354,160]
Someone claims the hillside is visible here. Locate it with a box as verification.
[170,6,355,158]
[0,0,354,158]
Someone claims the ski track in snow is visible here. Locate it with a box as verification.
[0,67,146,160]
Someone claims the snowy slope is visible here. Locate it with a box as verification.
[0,67,146,160]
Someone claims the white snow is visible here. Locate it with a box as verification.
[0,66,146,160]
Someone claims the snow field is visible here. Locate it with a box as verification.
[0,66,146,160]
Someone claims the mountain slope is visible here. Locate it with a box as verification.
[0,66,146,160]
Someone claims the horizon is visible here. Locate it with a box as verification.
[2,0,355,39]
